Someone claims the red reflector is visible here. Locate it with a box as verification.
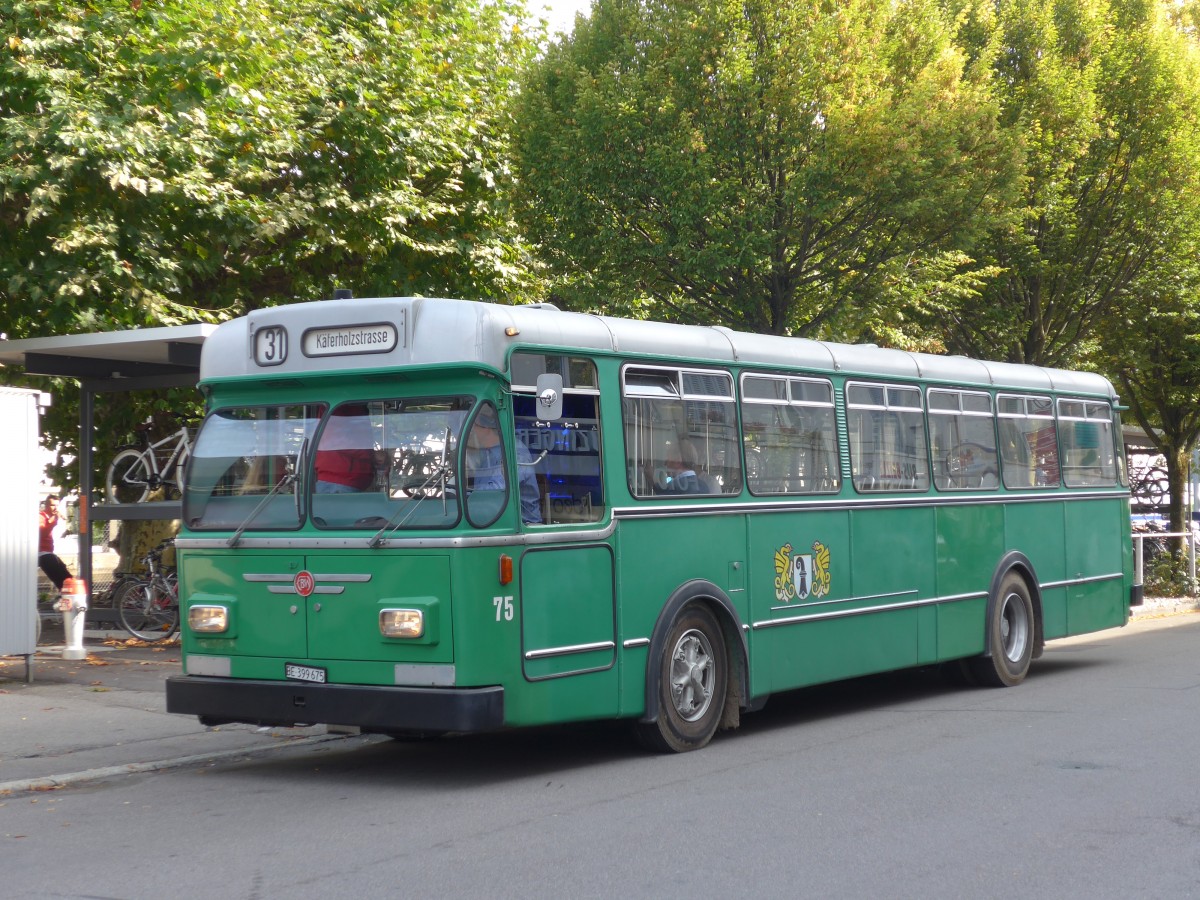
[499,554,513,585]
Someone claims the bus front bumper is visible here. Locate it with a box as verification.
[166,675,504,734]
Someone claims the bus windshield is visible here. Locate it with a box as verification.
[312,396,473,531]
[185,396,489,532]
[184,403,322,531]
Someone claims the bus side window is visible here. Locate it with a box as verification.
[1058,399,1118,487]
[741,374,840,495]
[928,389,998,491]
[998,394,1059,489]
[847,383,929,492]
[510,353,605,525]
[621,366,742,499]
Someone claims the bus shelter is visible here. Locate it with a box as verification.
[0,325,215,599]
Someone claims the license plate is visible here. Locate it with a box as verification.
[285,663,327,684]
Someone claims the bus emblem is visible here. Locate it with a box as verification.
[294,571,316,597]
[794,553,813,600]
[774,541,831,603]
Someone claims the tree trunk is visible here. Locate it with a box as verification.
[1164,447,1189,555]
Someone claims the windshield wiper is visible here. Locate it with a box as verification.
[227,471,297,548]
[368,463,451,547]
[370,428,452,548]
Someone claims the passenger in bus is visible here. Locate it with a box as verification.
[657,440,708,494]
[315,404,379,493]
[465,408,543,523]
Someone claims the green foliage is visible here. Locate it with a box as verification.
[1,0,537,338]
[1143,550,1197,598]
[1,0,538,491]
[1086,1,1200,533]
[942,0,1200,367]
[512,0,1020,336]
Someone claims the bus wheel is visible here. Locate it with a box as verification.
[635,605,728,753]
[970,572,1035,687]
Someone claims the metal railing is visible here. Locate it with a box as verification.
[1132,530,1197,585]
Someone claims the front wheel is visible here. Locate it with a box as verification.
[106,447,152,504]
[634,604,728,753]
[969,572,1035,687]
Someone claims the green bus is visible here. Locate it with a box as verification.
[166,296,1139,752]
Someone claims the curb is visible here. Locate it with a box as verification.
[0,732,370,796]
[1131,596,1200,619]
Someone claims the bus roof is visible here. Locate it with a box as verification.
[201,296,1117,399]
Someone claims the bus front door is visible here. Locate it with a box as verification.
[519,545,616,683]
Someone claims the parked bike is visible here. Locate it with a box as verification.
[113,540,179,641]
[105,421,193,504]
[1129,462,1169,508]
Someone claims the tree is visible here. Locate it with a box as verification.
[1093,4,1200,539]
[511,0,1020,335]
[940,0,1199,368]
[1,0,537,489]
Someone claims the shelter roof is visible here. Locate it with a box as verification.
[0,325,217,389]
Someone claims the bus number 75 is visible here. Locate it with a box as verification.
[493,596,514,622]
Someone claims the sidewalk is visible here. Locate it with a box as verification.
[3,599,1197,795]
[1130,594,1200,619]
[0,624,360,795]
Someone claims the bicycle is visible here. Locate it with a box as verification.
[114,540,179,641]
[1129,463,1169,508]
[106,421,193,503]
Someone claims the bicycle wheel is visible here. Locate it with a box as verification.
[165,445,190,500]
[118,582,177,641]
[1143,468,1169,507]
[96,574,138,608]
[107,447,152,504]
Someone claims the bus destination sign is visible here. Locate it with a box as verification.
[302,321,400,358]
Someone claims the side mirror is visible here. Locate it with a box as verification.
[535,373,564,421]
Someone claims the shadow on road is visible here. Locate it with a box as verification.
[197,653,1108,789]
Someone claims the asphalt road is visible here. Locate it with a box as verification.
[4,615,1199,899]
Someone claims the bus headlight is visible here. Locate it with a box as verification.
[380,608,424,639]
[188,605,229,633]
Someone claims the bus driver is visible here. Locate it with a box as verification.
[466,408,542,524]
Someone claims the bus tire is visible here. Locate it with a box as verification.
[970,571,1035,687]
[634,604,728,753]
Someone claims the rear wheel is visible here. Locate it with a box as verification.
[634,605,728,753]
[107,447,152,504]
[970,572,1035,687]
[166,447,190,500]
[117,582,178,642]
